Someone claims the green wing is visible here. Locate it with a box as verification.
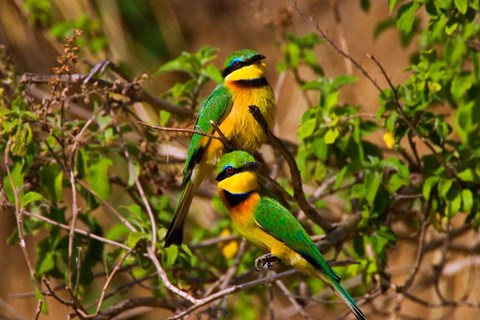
[183,84,233,182]
[253,197,341,282]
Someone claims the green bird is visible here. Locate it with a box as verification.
[164,49,276,247]
[215,151,367,320]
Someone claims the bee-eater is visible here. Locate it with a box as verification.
[215,151,367,320]
[164,49,276,247]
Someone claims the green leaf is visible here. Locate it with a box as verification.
[297,118,317,139]
[204,65,222,83]
[448,194,462,217]
[438,178,453,199]
[457,168,477,182]
[451,74,474,101]
[423,176,439,199]
[461,189,473,212]
[365,171,383,205]
[454,0,469,14]
[389,0,398,13]
[87,157,112,200]
[396,1,420,34]
[162,245,178,268]
[126,232,147,248]
[40,164,63,203]
[3,163,24,203]
[324,127,339,144]
[445,22,458,35]
[21,191,43,206]
[37,252,55,275]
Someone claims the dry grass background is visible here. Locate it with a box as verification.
[0,0,479,319]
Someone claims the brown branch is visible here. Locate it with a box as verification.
[146,246,198,304]
[203,239,248,297]
[20,72,192,117]
[169,269,298,320]
[94,249,134,316]
[248,105,334,232]
[68,114,96,291]
[111,111,157,245]
[89,297,176,320]
[292,0,382,93]
[4,137,43,294]
[275,280,312,319]
[76,179,137,232]
[137,120,223,141]
[23,210,130,250]
[33,298,43,320]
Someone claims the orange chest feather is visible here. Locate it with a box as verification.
[219,190,259,226]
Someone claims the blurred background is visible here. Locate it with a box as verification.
[3,1,475,319]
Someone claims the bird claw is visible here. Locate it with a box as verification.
[255,253,280,271]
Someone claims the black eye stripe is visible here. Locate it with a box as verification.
[221,54,265,78]
[215,162,259,182]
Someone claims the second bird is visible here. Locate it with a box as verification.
[164,49,276,247]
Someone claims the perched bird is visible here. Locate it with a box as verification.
[164,49,276,247]
[215,151,367,320]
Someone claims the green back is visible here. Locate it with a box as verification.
[182,84,233,184]
[253,197,341,282]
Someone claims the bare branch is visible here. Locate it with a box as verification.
[248,105,335,231]
[147,246,198,304]
[138,120,224,141]
[20,72,192,117]
[23,210,131,250]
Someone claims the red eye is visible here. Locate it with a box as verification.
[233,61,242,68]
[225,166,235,174]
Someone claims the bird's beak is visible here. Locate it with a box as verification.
[244,161,261,172]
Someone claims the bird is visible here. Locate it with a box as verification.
[215,151,367,320]
[164,49,276,247]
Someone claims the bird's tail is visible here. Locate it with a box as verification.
[164,180,195,247]
[330,280,367,320]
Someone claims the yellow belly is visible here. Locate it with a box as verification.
[228,193,315,276]
[202,83,275,168]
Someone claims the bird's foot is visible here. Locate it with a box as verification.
[255,253,281,271]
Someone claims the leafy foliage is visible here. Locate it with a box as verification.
[1,1,480,319]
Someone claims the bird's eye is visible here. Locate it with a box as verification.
[232,61,242,68]
[225,166,235,174]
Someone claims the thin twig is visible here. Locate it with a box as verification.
[4,137,42,293]
[111,111,157,245]
[20,72,192,117]
[275,280,312,320]
[169,269,298,320]
[292,0,382,93]
[76,179,137,232]
[147,246,198,304]
[203,239,248,297]
[94,249,134,315]
[137,120,223,141]
[23,210,131,250]
[68,114,96,291]
[33,295,43,320]
[248,105,334,231]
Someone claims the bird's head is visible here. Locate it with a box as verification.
[222,49,267,82]
[216,151,260,194]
